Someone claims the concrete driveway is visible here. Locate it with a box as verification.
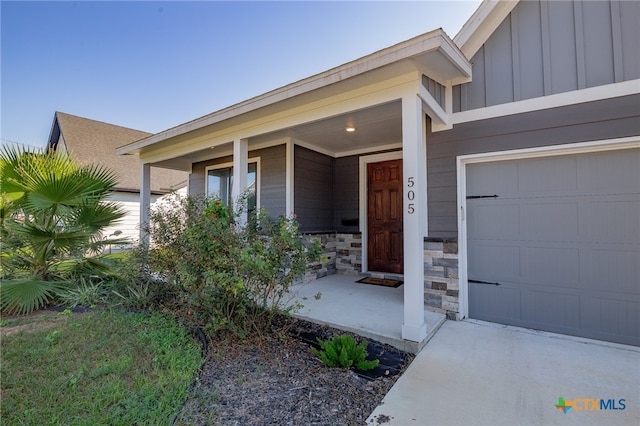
[367,320,640,426]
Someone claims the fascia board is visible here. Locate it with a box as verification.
[47,113,61,148]
[439,34,473,80]
[454,0,519,59]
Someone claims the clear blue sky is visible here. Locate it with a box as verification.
[1,1,481,148]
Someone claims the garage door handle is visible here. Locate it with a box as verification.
[466,194,498,199]
[469,279,501,286]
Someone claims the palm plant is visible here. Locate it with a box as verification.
[0,145,127,314]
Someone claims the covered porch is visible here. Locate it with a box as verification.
[288,274,446,354]
[118,28,471,348]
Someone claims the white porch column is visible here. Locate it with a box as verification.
[401,94,428,343]
[140,162,151,246]
[232,138,249,224]
[285,140,294,215]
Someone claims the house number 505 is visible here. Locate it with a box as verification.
[407,177,415,214]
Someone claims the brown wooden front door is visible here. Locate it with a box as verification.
[367,159,403,274]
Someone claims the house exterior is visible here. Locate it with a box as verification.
[48,112,187,244]
[118,0,640,346]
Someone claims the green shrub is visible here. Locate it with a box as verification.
[312,334,380,371]
[134,193,321,338]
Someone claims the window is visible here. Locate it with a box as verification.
[206,161,258,213]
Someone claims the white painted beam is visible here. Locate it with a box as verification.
[418,84,451,132]
[232,138,248,225]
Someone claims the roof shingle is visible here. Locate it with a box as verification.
[49,112,187,194]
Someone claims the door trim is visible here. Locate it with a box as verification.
[359,151,402,273]
[456,136,640,321]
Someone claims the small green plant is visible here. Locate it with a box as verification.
[312,334,379,371]
[57,278,106,308]
[45,329,61,344]
[111,281,154,309]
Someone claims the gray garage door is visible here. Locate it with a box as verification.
[467,148,640,346]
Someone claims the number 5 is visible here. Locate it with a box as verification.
[407,177,415,187]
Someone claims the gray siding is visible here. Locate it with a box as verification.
[294,146,334,232]
[453,0,640,112]
[334,156,359,232]
[427,94,640,238]
[256,145,287,217]
[189,145,287,217]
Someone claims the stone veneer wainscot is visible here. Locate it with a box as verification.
[302,233,460,320]
[303,233,362,282]
[424,237,459,320]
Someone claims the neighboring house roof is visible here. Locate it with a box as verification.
[48,112,187,194]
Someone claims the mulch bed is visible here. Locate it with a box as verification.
[175,316,413,426]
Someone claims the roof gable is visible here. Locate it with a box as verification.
[454,0,519,59]
[452,0,639,115]
[48,112,186,194]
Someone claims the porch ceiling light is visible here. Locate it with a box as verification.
[345,126,356,132]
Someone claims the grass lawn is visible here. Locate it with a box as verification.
[1,309,203,425]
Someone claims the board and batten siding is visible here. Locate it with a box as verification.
[427,94,640,238]
[453,0,640,112]
[189,145,287,217]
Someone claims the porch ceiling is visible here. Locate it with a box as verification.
[151,101,402,170]
[253,100,402,156]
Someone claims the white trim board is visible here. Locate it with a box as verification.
[452,79,639,126]
[455,136,640,320]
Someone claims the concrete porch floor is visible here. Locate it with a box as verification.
[287,274,446,353]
